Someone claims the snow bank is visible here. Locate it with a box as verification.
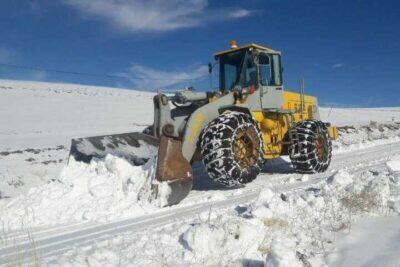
[386,155,400,173]
[180,220,264,264]
[178,168,400,266]
[334,122,400,153]
[386,155,400,213]
[0,155,161,231]
[261,169,400,266]
[328,214,400,266]
[44,162,400,266]
[266,237,302,267]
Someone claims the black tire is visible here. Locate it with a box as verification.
[289,120,332,173]
[199,111,264,186]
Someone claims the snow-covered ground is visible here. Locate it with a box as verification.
[328,215,400,266]
[0,79,153,197]
[1,79,400,266]
[320,107,400,127]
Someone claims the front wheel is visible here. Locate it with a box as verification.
[200,111,264,187]
[289,120,332,173]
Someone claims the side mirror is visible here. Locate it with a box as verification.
[208,62,212,74]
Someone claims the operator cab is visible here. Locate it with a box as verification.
[214,42,283,93]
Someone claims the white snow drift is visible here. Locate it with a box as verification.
[48,158,400,266]
[0,155,163,231]
[335,123,400,153]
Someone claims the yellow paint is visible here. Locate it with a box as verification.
[282,91,317,121]
[252,111,288,159]
[327,126,339,140]
[186,113,205,143]
[251,90,338,159]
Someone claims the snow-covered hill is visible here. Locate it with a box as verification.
[320,106,400,127]
[0,80,153,197]
[0,79,153,149]
[0,79,400,266]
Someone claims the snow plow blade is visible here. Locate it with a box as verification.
[69,132,193,206]
[69,132,159,165]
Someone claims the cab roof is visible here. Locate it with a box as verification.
[213,43,281,59]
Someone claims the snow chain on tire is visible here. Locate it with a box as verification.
[289,120,332,173]
[199,111,264,186]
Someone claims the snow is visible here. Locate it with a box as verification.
[0,79,153,198]
[328,215,400,267]
[328,169,353,187]
[0,79,153,149]
[386,155,400,173]
[40,162,400,266]
[320,107,400,127]
[0,155,159,231]
[1,79,400,265]
[334,122,400,153]
[266,238,303,267]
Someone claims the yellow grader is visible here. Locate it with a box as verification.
[70,41,338,206]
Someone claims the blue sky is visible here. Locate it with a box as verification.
[0,0,399,107]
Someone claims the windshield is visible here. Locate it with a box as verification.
[219,50,270,91]
[219,50,278,91]
[219,50,259,91]
[219,50,245,91]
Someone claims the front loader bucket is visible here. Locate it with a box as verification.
[69,132,193,206]
[69,132,159,165]
[154,135,193,206]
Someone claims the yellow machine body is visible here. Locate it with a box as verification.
[250,91,338,159]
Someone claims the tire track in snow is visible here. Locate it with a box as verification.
[1,141,400,265]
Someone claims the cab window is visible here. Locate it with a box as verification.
[219,51,245,91]
[271,54,282,86]
[258,53,271,86]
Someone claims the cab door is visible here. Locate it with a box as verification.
[259,53,284,110]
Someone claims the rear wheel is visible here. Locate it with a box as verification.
[200,111,264,186]
[289,120,332,173]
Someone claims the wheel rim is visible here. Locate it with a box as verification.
[315,134,328,161]
[233,127,259,168]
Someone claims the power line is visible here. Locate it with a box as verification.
[0,62,207,82]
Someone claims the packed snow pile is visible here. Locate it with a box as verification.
[179,169,400,266]
[386,154,400,173]
[180,218,265,265]
[0,155,167,231]
[334,122,400,152]
[328,214,400,266]
[52,163,400,266]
